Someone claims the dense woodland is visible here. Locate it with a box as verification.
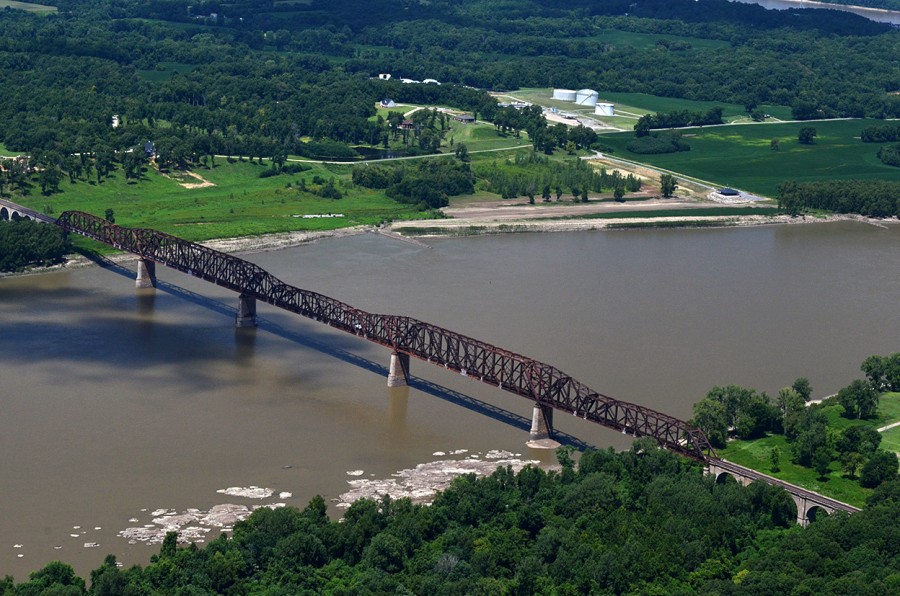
[0,219,70,272]
[0,0,898,166]
[2,442,899,594]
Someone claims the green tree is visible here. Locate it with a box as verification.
[690,397,728,448]
[770,137,780,151]
[770,447,781,473]
[860,450,899,488]
[104,208,115,224]
[660,173,677,198]
[841,452,864,479]
[454,142,469,162]
[837,379,879,419]
[798,127,817,145]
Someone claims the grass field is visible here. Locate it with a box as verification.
[15,161,422,242]
[717,392,900,508]
[504,89,793,132]
[137,62,198,83]
[599,119,900,197]
[589,29,730,52]
[0,0,56,12]
[717,435,872,508]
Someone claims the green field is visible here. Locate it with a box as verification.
[0,0,56,12]
[504,89,792,132]
[600,119,900,197]
[15,161,423,242]
[589,29,730,52]
[717,393,900,508]
[717,435,872,508]
[137,62,198,83]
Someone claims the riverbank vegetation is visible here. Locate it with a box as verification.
[691,355,900,507]
[4,441,899,594]
[0,219,70,272]
[777,180,900,218]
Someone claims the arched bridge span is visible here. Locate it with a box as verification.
[54,209,716,461]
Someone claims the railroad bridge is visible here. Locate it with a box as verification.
[2,201,861,524]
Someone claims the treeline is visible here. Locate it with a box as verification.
[878,143,900,167]
[0,219,71,272]
[691,356,900,489]
[777,180,900,218]
[861,124,900,143]
[1,0,899,167]
[472,153,641,202]
[352,159,474,209]
[634,107,724,135]
[6,441,900,594]
[627,132,691,154]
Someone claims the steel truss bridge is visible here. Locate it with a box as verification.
[50,209,717,462]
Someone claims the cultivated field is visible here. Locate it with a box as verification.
[599,119,900,197]
[0,0,55,12]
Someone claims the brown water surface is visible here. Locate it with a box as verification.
[1,221,899,579]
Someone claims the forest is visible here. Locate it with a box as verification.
[2,441,899,594]
[0,0,898,167]
[777,180,900,217]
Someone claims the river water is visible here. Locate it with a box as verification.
[2,221,899,579]
[733,0,900,24]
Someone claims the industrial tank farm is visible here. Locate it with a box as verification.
[575,89,599,106]
[551,88,577,101]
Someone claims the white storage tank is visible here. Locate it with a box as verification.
[595,103,615,116]
[576,89,599,106]
[552,89,577,102]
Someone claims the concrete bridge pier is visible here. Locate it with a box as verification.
[235,293,258,327]
[387,352,410,387]
[527,404,560,449]
[135,259,157,288]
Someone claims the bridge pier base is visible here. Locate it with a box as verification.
[387,352,410,387]
[527,404,560,449]
[135,259,157,288]
[235,293,258,327]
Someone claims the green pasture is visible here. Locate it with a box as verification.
[17,161,421,242]
[0,0,55,12]
[505,89,792,131]
[718,392,900,507]
[590,29,730,52]
[600,119,900,197]
[717,435,871,508]
[137,62,198,84]
[883,427,900,453]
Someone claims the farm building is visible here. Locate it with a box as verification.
[454,114,476,123]
[552,89,577,101]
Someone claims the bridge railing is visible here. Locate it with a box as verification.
[56,210,717,461]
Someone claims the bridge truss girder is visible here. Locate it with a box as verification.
[56,210,716,461]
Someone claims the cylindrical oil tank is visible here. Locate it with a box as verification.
[575,89,599,106]
[552,89,577,102]
[595,103,615,116]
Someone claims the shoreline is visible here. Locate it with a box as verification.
[2,213,897,280]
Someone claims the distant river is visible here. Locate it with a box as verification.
[2,221,899,580]
[732,0,900,24]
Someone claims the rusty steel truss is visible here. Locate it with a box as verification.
[56,210,716,461]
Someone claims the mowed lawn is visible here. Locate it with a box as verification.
[717,393,900,508]
[600,119,900,198]
[16,160,420,242]
[0,0,56,12]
